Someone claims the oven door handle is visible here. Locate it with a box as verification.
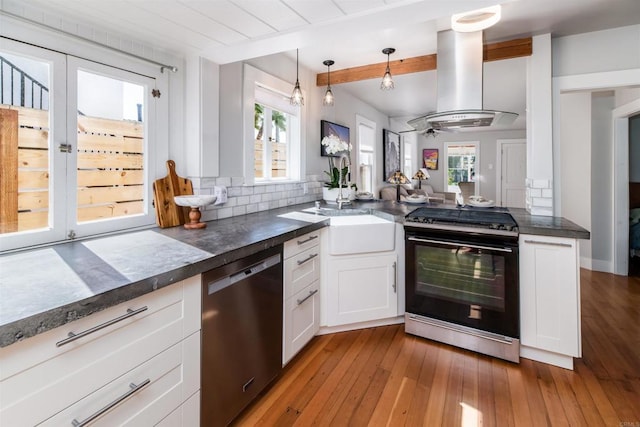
[408,236,513,253]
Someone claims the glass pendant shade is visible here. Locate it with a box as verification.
[323,87,334,106]
[380,48,395,90]
[322,59,335,106]
[290,49,304,106]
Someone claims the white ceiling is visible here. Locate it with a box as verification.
[3,0,640,127]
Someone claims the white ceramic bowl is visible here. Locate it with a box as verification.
[174,195,217,207]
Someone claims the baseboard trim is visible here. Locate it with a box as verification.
[520,345,575,370]
[317,316,404,335]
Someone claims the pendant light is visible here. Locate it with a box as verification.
[380,47,395,90]
[290,49,304,106]
[322,60,335,106]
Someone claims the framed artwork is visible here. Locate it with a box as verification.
[423,148,439,170]
[320,120,350,157]
[383,129,400,180]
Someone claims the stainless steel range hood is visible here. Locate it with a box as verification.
[408,30,517,132]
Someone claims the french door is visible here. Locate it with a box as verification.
[0,39,156,251]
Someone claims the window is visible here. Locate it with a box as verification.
[254,102,294,180]
[0,38,164,252]
[356,115,376,194]
[244,65,303,185]
[445,142,479,194]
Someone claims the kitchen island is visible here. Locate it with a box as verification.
[0,200,588,348]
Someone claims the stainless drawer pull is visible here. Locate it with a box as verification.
[297,253,318,265]
[524,239,572,248]
[297,235,319,245]
[297,289,318,305]
[392,261,397,293]
[56,306,148,347]
[71,378,150,426]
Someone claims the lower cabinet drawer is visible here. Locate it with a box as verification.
[157,391,200,427]
[283,281,320,365]
[284,246,320,299]
[0,276,200,426]
[42,331,200,426]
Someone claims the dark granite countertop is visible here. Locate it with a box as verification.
[0,199,588,348]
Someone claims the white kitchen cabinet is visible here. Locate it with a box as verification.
[283,230,321,364]
[325,252,398,327]
[0,275,201,426]
[519,235,581,369]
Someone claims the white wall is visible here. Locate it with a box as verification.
[553,25,640,271]
[316,85,390,194]
[559,92,592,265]
[416,129,526,202]
[553,25,640,77]
[591,93,615,270]
[630,115,640,182]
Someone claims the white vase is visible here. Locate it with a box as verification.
[323,187,354,203]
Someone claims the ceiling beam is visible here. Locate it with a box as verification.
[316,37,532,86]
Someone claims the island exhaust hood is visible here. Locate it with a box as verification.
[407,30,518,132]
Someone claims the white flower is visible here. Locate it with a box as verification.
[321,134,352,155]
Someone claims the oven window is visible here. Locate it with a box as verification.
[415,245,506,311]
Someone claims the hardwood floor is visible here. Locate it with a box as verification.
[234,270,640,426]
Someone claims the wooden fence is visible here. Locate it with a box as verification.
[254,139,287,179]
[0,104,144,233]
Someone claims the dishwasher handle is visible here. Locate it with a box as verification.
[208,253,281,295]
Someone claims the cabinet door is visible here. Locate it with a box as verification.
[326,253,398,326]
[283,281,320,364]
[519,235,580,356]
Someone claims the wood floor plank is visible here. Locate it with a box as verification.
[422,345,453,426]
[490,361,516,426]
[404,343,438,426]
[506,362,534,426]
[234,270,640,427]
[535,363,570,426]
[476,356,498,427]
[518,358,551,427]
[367,335,417,426]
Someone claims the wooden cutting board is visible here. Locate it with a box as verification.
[153,160,193,228]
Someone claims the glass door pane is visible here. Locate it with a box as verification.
[74,70,145,224]
[446,143,478,193]
[67,57,156,238]
[0,52,51,233]
[0,39,66,251]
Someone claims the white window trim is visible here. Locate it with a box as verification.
[243,64,305,186]
[355,114,376,195]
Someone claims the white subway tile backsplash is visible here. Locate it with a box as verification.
[188,176,324,223]
[217,207,233,219]
[232,206,247,216]
[216,177,232,187]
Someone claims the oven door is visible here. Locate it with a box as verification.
[405,230,519,338]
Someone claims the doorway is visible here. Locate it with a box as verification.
[445,142,479,195]
[496,139,526,208]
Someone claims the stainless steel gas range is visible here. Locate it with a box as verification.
[404,207,520,363]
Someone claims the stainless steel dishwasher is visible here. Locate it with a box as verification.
[201,245,283,427]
